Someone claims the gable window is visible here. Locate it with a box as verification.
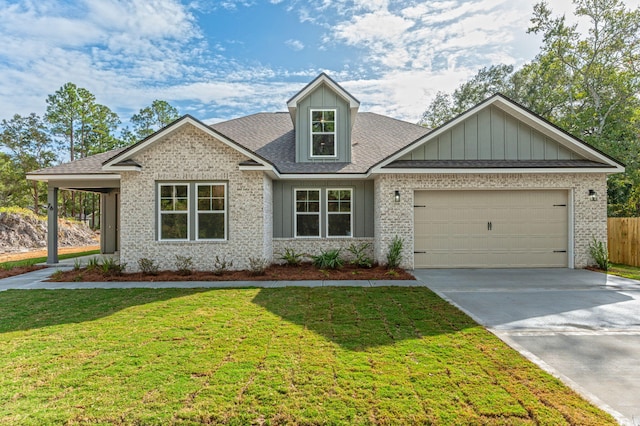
[310,109,336,157]
[327,189,352,237]
[295,189,321,237]
[159,184,189,240]
[196,183,226,240]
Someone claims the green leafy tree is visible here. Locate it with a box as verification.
[123,100,180,143]
[419,0,640,216]
[45,82,122,219]
[0,113,56,214]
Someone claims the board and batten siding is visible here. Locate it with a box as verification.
[272,180,374,238]
[295,84,352,163]
[401,106,584,161]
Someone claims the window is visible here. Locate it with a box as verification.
[310,109,336,157]
[295,189,321,237]
[159,184,189,240]
[327,189,352,237]
[158,182,227,241]
[196,183,226,240]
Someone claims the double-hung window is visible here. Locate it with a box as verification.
[196,183,226,240]
[310,109,336,157]
[295,189,321,237]
[159,184,189,240]
[327,189,352,237]
[158,182,227,241]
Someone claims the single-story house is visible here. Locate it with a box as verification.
[27,73,624,270]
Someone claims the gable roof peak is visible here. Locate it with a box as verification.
[286,73,360,125]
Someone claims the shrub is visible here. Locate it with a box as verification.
[589,237,610,271]
[73,258,82,271]
[386,236,404,270]
[212,256,233,276]
[248,257,269,276]
[86,257,101,271]
[138,258,159,275]
[312,249,344,270]
[101,257,126,276]
[280,248,304,266]
[175,255,194,276]
[347,242,373,268]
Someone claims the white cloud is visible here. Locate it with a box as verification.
[285,39,305,51]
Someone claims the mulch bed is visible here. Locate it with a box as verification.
[48,263,415,282]
[0,265,46,280]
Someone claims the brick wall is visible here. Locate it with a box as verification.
[119,124,269,271]
[373,173,608,269]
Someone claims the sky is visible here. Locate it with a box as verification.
[0,0,639,128]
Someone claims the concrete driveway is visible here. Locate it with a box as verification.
[414,268,640,426]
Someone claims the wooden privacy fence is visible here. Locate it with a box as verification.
[608,218,640,266]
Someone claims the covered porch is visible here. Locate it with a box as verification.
[26,151,122,265]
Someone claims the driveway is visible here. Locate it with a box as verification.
[414,268,640,426]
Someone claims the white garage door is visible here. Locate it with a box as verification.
[414,190,568,268]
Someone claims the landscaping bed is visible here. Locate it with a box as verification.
[48,262,415,282]
[0,265,45,279]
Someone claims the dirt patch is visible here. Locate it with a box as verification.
[0,245,100,264]
[0,209,98,255]
[48,263,415,282]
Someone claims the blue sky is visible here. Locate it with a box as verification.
[1,0,638,128]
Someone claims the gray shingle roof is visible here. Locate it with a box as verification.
[210,112,430,174]
[384,160,612,169]
[28,147,127,175]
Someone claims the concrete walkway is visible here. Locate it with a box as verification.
[414,268,640,426]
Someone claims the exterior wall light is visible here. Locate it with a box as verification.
[394,190,401,203]
[588,189,597,201]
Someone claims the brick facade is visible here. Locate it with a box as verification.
[373,173,608,269]
[119,124,270,271]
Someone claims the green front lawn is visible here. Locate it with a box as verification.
[0,287,614,425]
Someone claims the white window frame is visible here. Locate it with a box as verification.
[294,188,321,238]
[310,108,337,158]
[326,188,353,238]
[158,183,190,241]
[195,182,227,241]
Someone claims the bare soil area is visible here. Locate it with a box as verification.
[0,265,46,279]
[49,263,415,282]
[0,245,100,264]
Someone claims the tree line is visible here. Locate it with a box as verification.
[420,0,640,216]
[0,82,180,222]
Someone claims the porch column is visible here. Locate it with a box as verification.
[47,185,59,264]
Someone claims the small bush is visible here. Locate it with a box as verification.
[312,249,344,270]
[175,255,194,276]
[347,242,373,268]
[138,258,159,275]
[280,248,304,266]
[386,236,404,270]
[212,256,233,276]
[86,257,101,270]
[589,237,610,271]
[248,257,269,276]
[73,258,82,271]
[0,263,14,271]
[101,257,125,276]
[50,270,64,280]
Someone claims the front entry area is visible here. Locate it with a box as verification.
[414,190,569,268]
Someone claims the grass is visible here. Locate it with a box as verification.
[0,250,100,269]
[0,287,615,425]
[605,263,640,280]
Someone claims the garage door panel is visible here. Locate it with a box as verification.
[414,190,568,268]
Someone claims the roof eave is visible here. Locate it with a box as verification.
[373,166,624,175]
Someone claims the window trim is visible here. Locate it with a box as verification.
[294,188,322,238]
[158,183,190,242]
[326,188,353,238]
[195,182,227,241]
[309,108,337,158]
